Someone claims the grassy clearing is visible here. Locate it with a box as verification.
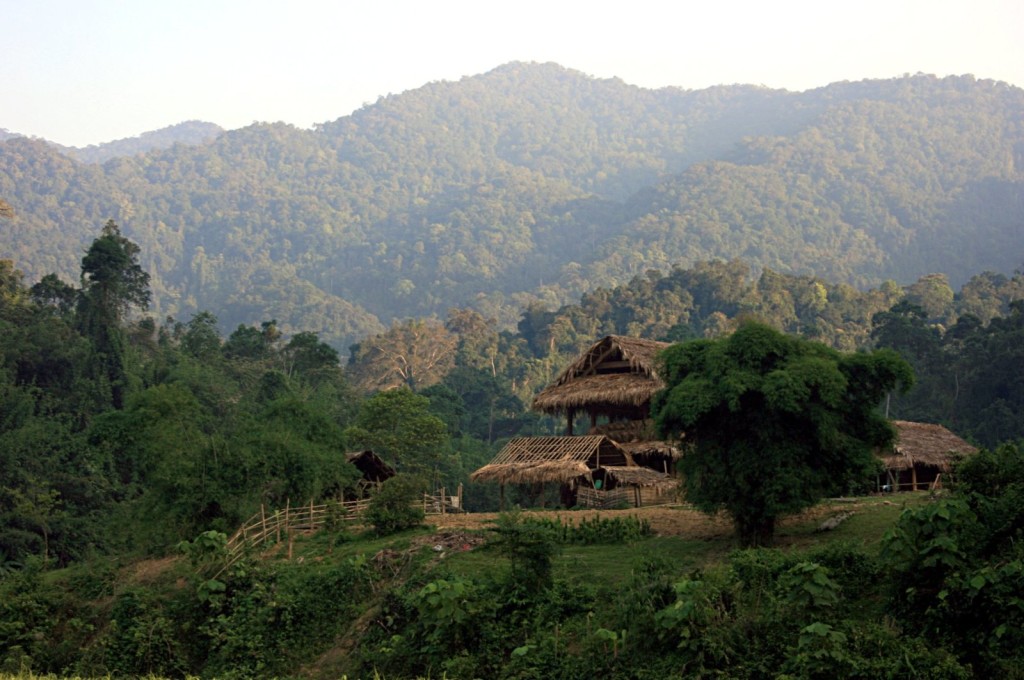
[424,494,931,585]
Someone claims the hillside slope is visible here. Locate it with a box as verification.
[2,64,1022,347]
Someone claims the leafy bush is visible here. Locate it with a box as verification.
[512,514,653,545]
[364,474,426,536]
[200,556,371,678]
[486,510,561,593]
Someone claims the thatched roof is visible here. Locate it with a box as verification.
[470,435,631,485]
[617,440,682,461]
[587,419,681,461]
[880,421,978,472]
[593,466,678,490]
[345,450,396,483]
[588,418,657,442]
[532,335,671,415]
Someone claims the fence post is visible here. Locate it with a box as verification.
[441,486,446,515]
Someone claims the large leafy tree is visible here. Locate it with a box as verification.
[343,388,448,473]
[77,220,151,409]
[653,321,913,547]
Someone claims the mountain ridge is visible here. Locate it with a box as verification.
[2,63,1022,349]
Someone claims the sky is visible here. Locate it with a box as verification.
[4,0,1023,148]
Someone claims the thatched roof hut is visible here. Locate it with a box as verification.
[878,421,977,491]
[591,466,678,490]
[345,450,396,484]
[470,435,631,485]
[532,335,670,421]
[579,465,680,508]
[882,421,977,472]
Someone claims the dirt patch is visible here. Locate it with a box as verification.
[411,529,488,552]
[427,502,864,542]
[124,556,180,584]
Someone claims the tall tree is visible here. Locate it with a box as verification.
[653,321,912,547]
[343,388,448,473]
[347,319,457,392]
[77,220,151,409]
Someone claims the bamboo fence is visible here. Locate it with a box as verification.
[217,486,463,573]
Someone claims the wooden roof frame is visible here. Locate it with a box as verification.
[470,435,632,484]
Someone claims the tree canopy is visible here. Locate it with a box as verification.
[653,321,913,547]
[3,69,1022,347]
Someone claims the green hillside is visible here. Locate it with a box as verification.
[2,64,1022,349]
[3,484,1022,678]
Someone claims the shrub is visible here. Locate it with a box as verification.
[365,474,425,536]
[487,510,560,593]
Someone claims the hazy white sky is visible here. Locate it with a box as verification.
[4,0,1022,147]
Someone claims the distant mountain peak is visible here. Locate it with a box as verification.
[61,120,225,164]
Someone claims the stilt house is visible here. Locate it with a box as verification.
[471,335,680,507]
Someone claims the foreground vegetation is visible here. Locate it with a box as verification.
[2,457,1022,679]
[1,218,1022,676]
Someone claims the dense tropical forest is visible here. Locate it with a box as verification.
[2,63,1023,348]
[1,212,1023,676]
[1,62,1023,677]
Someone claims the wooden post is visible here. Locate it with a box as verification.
[309,499,315,531]
[260,504,267,540]
[911,466,918,491]
[288,529,294,561]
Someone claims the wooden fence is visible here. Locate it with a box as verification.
[218,485,463,572]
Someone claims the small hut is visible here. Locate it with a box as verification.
[580,465,680,509]
[470,435,632,507]
[472,336,683,507]
[345,450,395,496]
[530,335,679,475]
[879,421,977,491]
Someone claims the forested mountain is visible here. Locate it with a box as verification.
[2,63,1022,349]
[61,120,225,164]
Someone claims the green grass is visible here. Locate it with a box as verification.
[281,494,934,584]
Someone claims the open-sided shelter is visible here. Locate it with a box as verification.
[878,421,977,491]
[471,435,630,485]
[470,435,639,507]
